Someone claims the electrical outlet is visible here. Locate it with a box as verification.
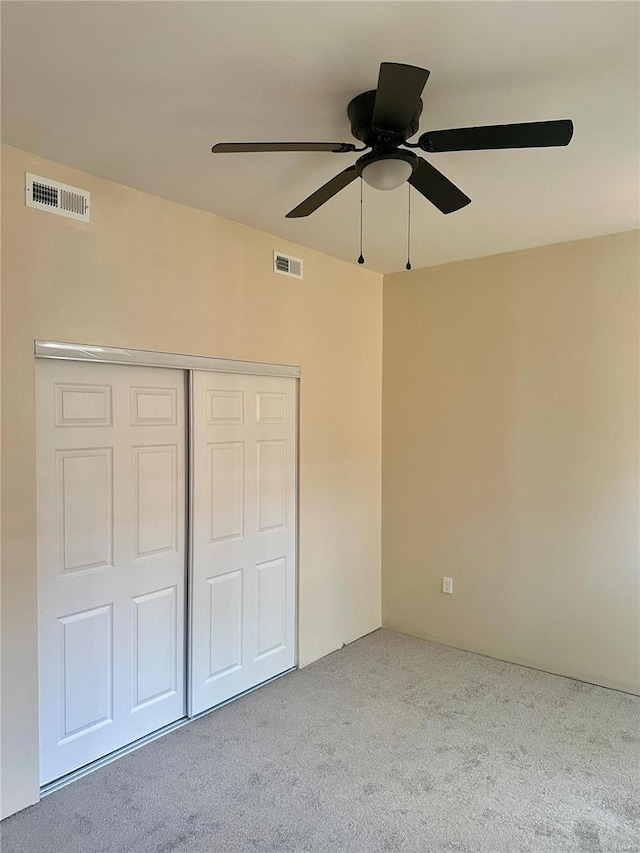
[442,577,453,594]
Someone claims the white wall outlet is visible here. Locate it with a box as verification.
[442,577,453,594]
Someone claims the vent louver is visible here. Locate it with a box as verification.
[273,251,303,279]
[26,173,90,222]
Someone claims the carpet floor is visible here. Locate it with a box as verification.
[1,629,638,852]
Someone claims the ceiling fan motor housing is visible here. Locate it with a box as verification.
[347,90,423,149]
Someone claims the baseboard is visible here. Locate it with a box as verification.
[381,625,640,697]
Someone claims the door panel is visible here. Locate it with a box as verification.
[207,570,243,679]
[208,442,245,542]
[256,557,287,657]
[257,439,287,531]
[58,605,113,741]
[132,586,178,709]
[190,372,297,715]
[37,360,186,784]
[55,383,112,426]
[57,447,114,572]
[133,445,178,558]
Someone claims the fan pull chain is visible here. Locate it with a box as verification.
[406,184,412,271]
[357,178,365,265]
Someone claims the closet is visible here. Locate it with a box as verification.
[36,350,297,785]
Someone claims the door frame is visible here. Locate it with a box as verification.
[35,340,300,795]
[35,340,300,379]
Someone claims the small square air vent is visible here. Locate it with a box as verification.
[26,173,90,222]
[273,251,303,280]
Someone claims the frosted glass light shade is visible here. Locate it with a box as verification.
[361,158,413,190]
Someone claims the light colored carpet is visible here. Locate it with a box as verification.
[1,629,638,852]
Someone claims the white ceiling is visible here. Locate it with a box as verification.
[2,1,639,274]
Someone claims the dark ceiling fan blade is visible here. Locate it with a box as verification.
[286,165,359,218]
[418,119,574,152]
[408,157,471,214]
[372,62,430,132]
[212,142,357,153]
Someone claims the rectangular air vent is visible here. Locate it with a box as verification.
[26,173,90,222]
[273,251,303,280]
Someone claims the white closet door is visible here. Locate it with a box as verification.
[37,360,186,784]
[190,371,297,715]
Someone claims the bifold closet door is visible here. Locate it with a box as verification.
[190,371,297,716]
[37,360,186,784]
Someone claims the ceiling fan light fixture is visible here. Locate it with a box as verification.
[361,157,413,191]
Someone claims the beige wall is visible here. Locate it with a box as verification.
[383,231,640,695]
[2,141,638,820]
[0,145,383,818]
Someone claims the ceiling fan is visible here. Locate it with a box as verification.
[212,62,573,218]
